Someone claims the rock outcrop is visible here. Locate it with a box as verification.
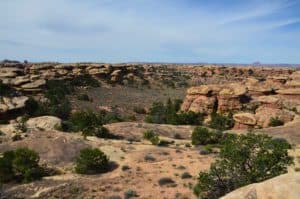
[221,173,300,199]
[26,116,62,131]
[182,70,300,129]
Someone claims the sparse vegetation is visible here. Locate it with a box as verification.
[124,189,138,199]
[0,148,45,183]
[194,133,293,199]
[158,177,176,186]
[145,99,204,125]
[269,117,284,127]
[77,94,90,101]
[75,148,110,174]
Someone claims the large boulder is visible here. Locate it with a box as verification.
[26,116,62,131]
[21,79,46,90]
[221,173,300,199]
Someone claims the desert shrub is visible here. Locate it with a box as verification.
[158,177,176,186]
[191,127,223,145]
[145,99,204,125]
[209,112,234,131]
[11,133,22,141]
[269,117,284,127]
[181,172,192,179]
[144,154,156,162]
[69,111,99,132]
[70,74,100,88]
[194,133,293,199]
[0,151,15,183]
[0,81,15,96]
[124,189,138,199]
[75,148,109,174]
[77,94,90,101]
[82,126,115,139]
[0,148,44,183]
[133,106,146,114]
[143,130,160,145]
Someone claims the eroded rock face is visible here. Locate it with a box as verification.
[221,173,300,199]
[182,69,300,129]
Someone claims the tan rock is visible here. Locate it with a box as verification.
[257,96,279,104]
[21,79,46,89]
[255,107,294,128]
[187,85,212,95]
[277,88,300,95]
[11,76,31,86]
[233,113,256,125]
[26,116,62,131]
[221,173,300,199]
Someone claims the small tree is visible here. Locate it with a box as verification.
[194,133,293,199]
[75,148,109,174]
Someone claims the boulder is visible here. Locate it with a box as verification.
[221,173,300,199]
[256,96,279,104]
[233,113,256,126]
[26,116,62,131]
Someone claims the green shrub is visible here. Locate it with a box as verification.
[75,148,109,174]
[124,189,138,199]
[269,117,284,127]
[77,94,90,101]
[133,106,146,114]
[143,130,160,145]
[209,112,234,131]
[191,127,223,145]
[194,133,293,199]
[0,148,44,183]
[69,111,99,132]
[82,126,115,139]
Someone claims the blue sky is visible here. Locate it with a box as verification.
[1,0,300,64]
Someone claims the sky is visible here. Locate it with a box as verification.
[1,0,300,64]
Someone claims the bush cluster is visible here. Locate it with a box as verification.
[145,99,204,125]
[143,130,160,145]
[65,110,122,138]
[194,133,293,199]
[0,148,45,183]
[208,112,234,131]
[75,148,109,174]
[191,127,224,146]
